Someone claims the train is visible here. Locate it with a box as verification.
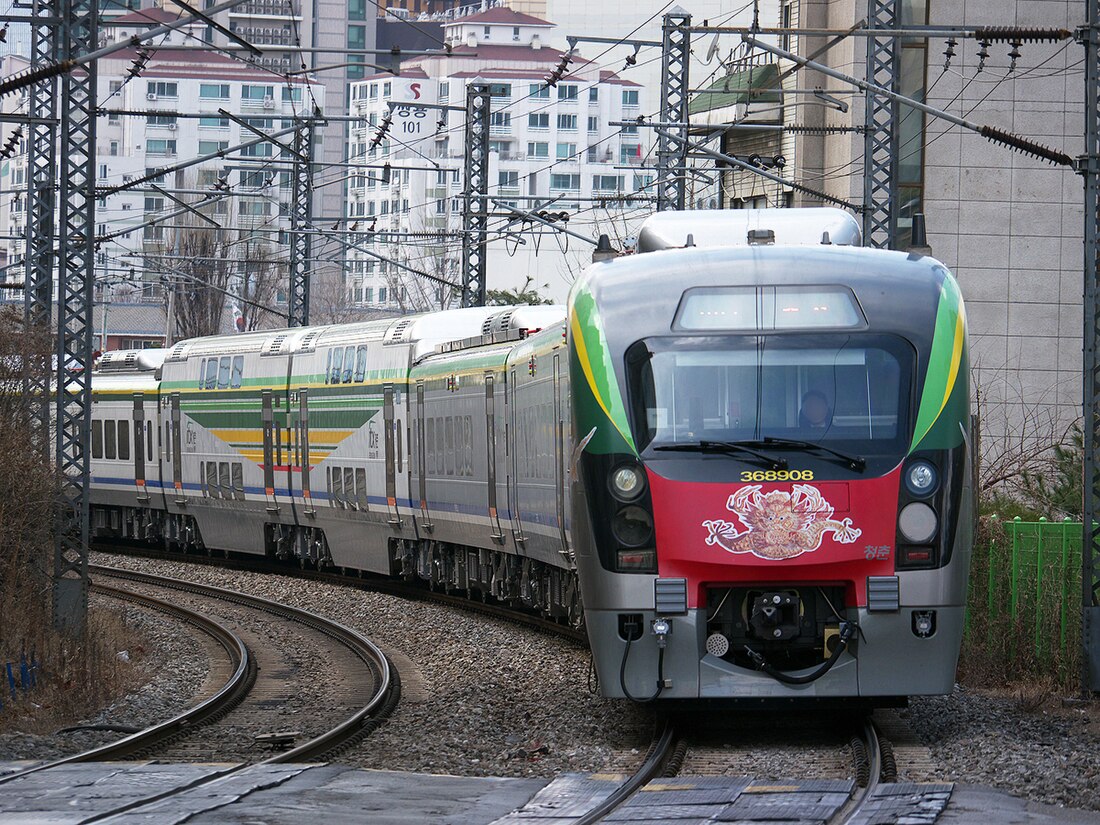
[88,207,974,703]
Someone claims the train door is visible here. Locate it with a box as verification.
[553,354,568,557]
[383,384,400,526]
[293,388,315,516]
[485,373,504,542]
[170,392,184,504]
[132,393,150,504]
[415,381,432,531]
[508,367,525,544]
[261,389,279,513]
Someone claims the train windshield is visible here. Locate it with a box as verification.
[628,334,913,453]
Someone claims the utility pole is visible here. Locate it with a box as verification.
[288,115,315,327]
[53,0,97,633]
[1081,0,1100,692]
[460,82,490,308]
[656,9,691,212]
[24,0,58,457]
[862,0,899,247]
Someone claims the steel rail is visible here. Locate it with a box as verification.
[828,717,883,825]
[573,718,677,825]
[0,581,253,786]
[88,564,400,762]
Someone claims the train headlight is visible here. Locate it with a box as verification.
[609,464,645,501]
[898,502,938,543]
[611,505,653,547]
[905,460,938,497]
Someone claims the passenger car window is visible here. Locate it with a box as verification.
[217,356,231,390]
[354,345,368,382]
[117,420,130,461]
[231,355,244,389]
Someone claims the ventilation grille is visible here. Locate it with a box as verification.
[383,318,414,345]
[654,578,688,615]
[298,329,323,352]
[262,333,289,356]
[164,341,190,362]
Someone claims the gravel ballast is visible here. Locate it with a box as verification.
[15,550,1097,813]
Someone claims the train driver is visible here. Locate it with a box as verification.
[798,389,833,431]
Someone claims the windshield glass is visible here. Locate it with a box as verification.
[629,334,912,453]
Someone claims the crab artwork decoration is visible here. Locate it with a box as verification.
[702,484,863,561]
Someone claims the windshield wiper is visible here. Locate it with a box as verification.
[737,437,866,472]
[653,439,787,470]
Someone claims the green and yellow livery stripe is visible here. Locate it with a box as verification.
[569,288,636,454]
[911,272,968,452]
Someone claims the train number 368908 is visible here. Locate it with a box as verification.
[739,469,815,482]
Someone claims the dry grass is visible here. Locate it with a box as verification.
[0,309,145,733]
[960,516,1081,696]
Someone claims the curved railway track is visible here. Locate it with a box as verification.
[0,579,254,787]
[89,564,400,763]
[1,565,399,798]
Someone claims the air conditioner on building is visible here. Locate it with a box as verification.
[262,96,275,109]
[146,92,157,100]
[167,123,177,130]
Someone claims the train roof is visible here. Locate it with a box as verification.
[153,305,566,364]
[572,243,956,348]
[635,208,862,252]
[96,348,168,373]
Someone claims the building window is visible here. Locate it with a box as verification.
[199,116,230,128]
[550,173,580,190]
[490,112,511,127]
[621,144,641,163]
[557,84,578,101]
[283,87,302,102]
[587,116,599,132]
[527,141,548,158]
[589,86,599,102]
[349,0,365,20]
[147,81,177,98]
[780,2,793,51]
[592,174,623,191]
[622,89,639,106]
[144,196,164,212]
[483,25,490,38]
[146,139,176,156]
[528,113,549,129]
[199,140,229,154]
[556,142,576,159]
[529,83,549,99]
[241,85,274,101]
[199,83,230,99]
[512,26,520,40]
[498,171,518,189]
[557,113,577,130]
[439,81,449,99]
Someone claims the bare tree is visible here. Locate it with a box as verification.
[236,242,286,333]
[161,224,232,342]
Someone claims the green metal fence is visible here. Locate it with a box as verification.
[970,516,1081,679]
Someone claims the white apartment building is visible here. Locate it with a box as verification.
[345,6,648,308]
[0,28,321,312]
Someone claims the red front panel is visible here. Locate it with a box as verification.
[648,465,903,609]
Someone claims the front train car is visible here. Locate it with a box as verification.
[570,212,973,702]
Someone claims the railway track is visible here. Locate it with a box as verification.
[88,564,400,763]
[555,716,890,825]
[0,565,400,820]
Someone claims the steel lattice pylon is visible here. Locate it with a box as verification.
[1082,0,1100,692]
[288,118,314,327]
[53,0,97,632]
[656,9,690,213]
[461,83,490,308]
[862,0,898,248]
[24,0,58,455]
